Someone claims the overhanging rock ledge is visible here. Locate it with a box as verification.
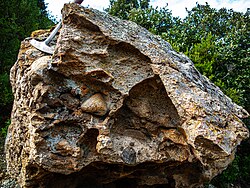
[5,3,249,188]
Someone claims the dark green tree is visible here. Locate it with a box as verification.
[107,0,150,19]
[128,6,176,35]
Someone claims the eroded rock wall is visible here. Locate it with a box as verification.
[5,3,249,188]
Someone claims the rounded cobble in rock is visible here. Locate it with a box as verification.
[121,147,136,165]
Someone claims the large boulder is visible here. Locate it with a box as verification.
[6,3,249,188]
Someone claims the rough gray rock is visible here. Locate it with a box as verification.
[5,3,249,188]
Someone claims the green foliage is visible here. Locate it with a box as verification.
[241,154,250,179]
[107,0,150,20]
[184,32,218,78]
[211,147,250,187]
[0,119,11,138]
[107,1,250,186]
[214,13,250,109]
[0,73,13,107]
[221,155,240,183]
[128,6,174,35]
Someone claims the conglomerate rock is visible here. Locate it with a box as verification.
[5,3,249,188]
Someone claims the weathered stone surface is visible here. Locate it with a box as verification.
[5,3,249,188]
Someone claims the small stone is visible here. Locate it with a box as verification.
[121,147,136,165]
[81,93,108,116]
[129,142,135,146]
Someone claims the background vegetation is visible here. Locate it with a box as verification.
[0,0,249,187]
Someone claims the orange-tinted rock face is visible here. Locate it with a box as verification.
[5,3,249,188]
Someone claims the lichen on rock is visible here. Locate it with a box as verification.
[5,3,249,188]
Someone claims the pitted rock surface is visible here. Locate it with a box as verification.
[5,3,249,188]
